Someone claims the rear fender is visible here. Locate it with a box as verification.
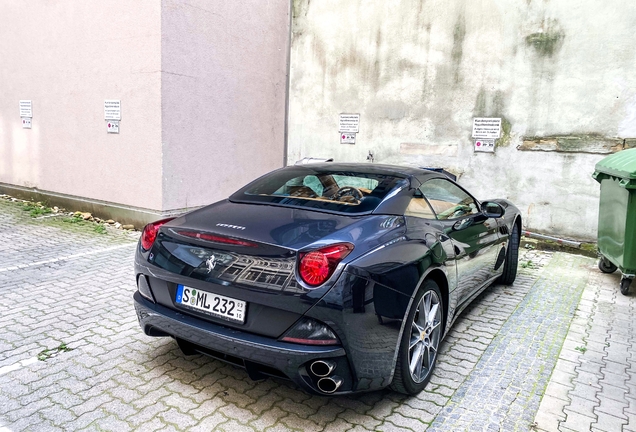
[301,241,452,392]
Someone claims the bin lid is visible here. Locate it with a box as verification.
[593,148,636,187]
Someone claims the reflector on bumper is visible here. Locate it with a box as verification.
[137,275,155,302]
[280,317,340,345]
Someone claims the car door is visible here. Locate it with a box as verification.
[418,178,502,302]
[403,190,460,318]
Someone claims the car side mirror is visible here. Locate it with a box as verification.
[481,201,504,218]
[452,218,473,231]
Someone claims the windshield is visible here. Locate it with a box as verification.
[229,166,408,214]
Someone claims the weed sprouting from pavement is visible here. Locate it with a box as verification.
[574,346,587,353]
[94,225,107,234]
[521,260,536,269]
[37,343,73,361]
[21,202,52,218]
[62,215,84,224]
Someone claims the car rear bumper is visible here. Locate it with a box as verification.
[133,292,352,394]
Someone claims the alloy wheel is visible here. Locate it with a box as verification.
[408,289,442,383]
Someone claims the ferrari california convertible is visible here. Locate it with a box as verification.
[133,163,521,395]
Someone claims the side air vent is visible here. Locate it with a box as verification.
[499,225,510,236]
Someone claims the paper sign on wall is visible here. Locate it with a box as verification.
[107,120,119,134]
[19,100,32,118]
[104,100,121,120]
[22,118,32,129]
[472,118,501,139]
[340,133,356,144]
[339,114,360,133]
[474,139,495,153]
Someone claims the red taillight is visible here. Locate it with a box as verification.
[140,217,176,251]
[298,243,354,287]
[175,230,257,247]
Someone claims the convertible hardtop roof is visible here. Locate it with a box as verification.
[290,162,442,179]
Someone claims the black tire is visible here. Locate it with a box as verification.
[598,258,618,274]
[391,279,444,395]
[621,278,632,295]
[497,223,520,285]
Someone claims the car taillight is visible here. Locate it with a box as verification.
[298,243,354,287]
[140,217,176,251]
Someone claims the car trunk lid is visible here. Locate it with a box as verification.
[143,201,368,337]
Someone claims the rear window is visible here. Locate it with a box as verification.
[229,167,408,214]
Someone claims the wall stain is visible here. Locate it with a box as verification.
[418,23,432,99]
[415,0,426,28]
[376,28,382,49]
[451,14,466,83]
[473,88,487,117]
[367,99,409,121]
[499,118,512,147]
[525,19,565,57]
[292,0,310,19]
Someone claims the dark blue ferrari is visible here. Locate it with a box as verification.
[133,163,521,395]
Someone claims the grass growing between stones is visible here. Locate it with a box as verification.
[37,343,73,361]
[94,225,107,235]
[20,202,52,218]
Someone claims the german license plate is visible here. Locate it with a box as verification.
[175,285,246,323]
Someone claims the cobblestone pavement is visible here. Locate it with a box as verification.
[0,198,628,431]
[534,256,636,432]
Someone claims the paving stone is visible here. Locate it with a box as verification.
[600,371,629,390]
[561,409,597,431]
[601,359,629,376]
[592,411,628,432]
[598,382,630,402]
[566,394,600,417]
[570,380,601,402]
[533,401,565,432]
[595,394,629,419]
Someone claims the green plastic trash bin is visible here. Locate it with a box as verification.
[593,148,636,295]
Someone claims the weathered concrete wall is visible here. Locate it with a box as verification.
[0,1,163,210]
[161,0,289,211]
[288,0,636,241]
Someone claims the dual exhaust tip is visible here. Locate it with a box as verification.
[310,359,342,394]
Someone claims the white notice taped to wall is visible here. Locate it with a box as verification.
[22,118,32,129]
[107,120,119,134]
[474,139,495,153]
[340,133,356,144]
[104,100,121,120]
[19,100,32,118]
[339,113,360,133]
[472,118,501,139]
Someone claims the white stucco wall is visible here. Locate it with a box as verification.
[161,0,290,211]
[0,1,163,210]
[288,0,636,241]
[0,1,289,216]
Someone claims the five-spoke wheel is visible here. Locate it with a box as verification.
[408,289,442,383]
[391,280,443,394]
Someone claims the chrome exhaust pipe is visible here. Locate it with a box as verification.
[317,376,343,394]
[310,359,337,377]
